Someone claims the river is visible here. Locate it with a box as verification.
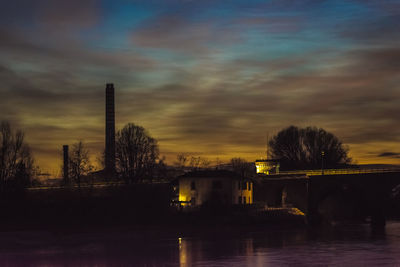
[1,222,400,266]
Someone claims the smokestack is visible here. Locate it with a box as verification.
[63,145,69,184]
[105,83,116,177]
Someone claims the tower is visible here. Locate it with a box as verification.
[105,83,116,177]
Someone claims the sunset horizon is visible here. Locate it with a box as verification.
[1,0,399,174]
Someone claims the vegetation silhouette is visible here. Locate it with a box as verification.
[174,153,211,174]
[230,157,254,178]
[116,123,159,183]
[268,126,351,170]
[0,121,35,193]
[175,153,188,171]
[68,141,94,187]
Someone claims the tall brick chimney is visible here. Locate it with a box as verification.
[105,83,116,177]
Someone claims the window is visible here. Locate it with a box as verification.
[249,182,252,191]
[246,182,249,190]
[238,196,242,204]
[190,181,196,190]
[213,180,222,189]
[248,197,251,204]
[242,181,247,190]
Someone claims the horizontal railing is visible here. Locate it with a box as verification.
[275,168,400,176]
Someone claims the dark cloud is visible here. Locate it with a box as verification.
[378,152,400,158]
[132,14,241,54]
[350,47,400,73]
[36,0,100,30]
[0,28,154,74]
[0,0,100,29]
[338,14,400,44]
[112,43,400,153]
[1,0,399,171]
[235,16,304,34]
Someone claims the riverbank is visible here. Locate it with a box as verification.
[0,184,308,231]
[0,207,307,233]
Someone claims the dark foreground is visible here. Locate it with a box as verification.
[0,185,306,230]
[1,185,399,265]
[0,221,399,266]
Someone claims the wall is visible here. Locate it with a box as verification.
[254,176,308,212]
[231,180,253,205]
[179,177,253,206]
[179,177,233,206]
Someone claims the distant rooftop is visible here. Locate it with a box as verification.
[255,159,280,162]
[180,170,242,179]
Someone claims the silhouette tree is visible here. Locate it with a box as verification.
[268,126,351,170]
[69,141,93,187]
[214,158,222,170]
[96,149,106,170]
[153,156,169,182]
[0,121,35,191]
[230,157,254,178]
[187,156,210,171]
[115,123,159,183]
[175,153,210,171]
[175,153,188,171]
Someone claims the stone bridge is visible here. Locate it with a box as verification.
[254,169,400,227]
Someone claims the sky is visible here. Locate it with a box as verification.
[0,0,399,174]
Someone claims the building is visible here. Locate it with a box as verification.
[176,170,253,208]
[255,159,280,175]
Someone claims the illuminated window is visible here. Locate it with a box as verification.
[190,181,196,190]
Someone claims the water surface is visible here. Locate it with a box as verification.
[1,222,400,266]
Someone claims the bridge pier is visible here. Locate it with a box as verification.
[370,206,386,228]
[306,212,321,227]
[257,170,400,228]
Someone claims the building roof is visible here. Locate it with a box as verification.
[255,159,280,163]
[181,170,241,179]
[169,170,257,185]
[258,173,309,180]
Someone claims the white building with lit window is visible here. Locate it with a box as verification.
[255,159,280,175]
[176,170,253,207]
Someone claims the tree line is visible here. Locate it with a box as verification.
[64,123,163,186]
[0,121,36,192]
[268,126,351,170]
[1,120,352,189]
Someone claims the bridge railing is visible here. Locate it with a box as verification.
[276,168,400,176]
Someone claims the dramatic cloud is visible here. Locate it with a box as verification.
[0,0,399,173]
[131,15,241,54]
[379,152,400,158]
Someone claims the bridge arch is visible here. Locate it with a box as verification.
[385,183,400,219]
[314,183,367,224]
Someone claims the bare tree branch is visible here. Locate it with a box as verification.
[115,123,159,183]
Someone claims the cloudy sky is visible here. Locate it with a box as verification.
[1,0,399,174]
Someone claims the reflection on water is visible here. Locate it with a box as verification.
[178,223,399,266]
[1,222,400,266]
[179,236,257,267]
